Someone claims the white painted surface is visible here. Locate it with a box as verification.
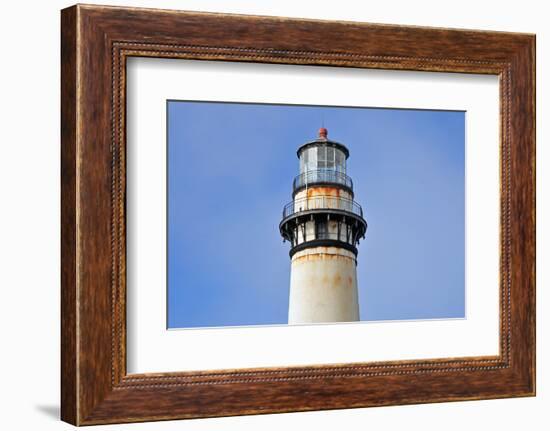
[289,247,359,323]
[1,1,547,430]
[127,54,500,373]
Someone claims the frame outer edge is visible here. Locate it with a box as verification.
[531,34,536,396]
[61,4,79,426]
[526,35,536,396]
[522,34,536,395]
[506,35,536,395]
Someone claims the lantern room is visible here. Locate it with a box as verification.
[297,127,349,174]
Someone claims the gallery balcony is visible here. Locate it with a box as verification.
[282,195,364,219]
[292,169,354,195]
[279,195,367,256]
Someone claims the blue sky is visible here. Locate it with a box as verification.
[167,101,465,329]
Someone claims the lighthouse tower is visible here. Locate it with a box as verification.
[279,128,367,324]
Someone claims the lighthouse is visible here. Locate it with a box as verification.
[279,128,367,324]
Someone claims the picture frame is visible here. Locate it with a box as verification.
[60,4,535,425]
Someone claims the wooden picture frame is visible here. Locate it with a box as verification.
[61,4,535,425]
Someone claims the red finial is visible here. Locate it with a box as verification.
[318,127,328,139]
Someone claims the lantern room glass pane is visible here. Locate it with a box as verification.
[335,148,346,173]
[317,146,326,169]
[327,147,335,169]
[307,147,317,172]
[300,148,308,173]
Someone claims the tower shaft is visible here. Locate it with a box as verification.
[289,246,359,323]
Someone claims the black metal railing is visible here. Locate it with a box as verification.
[282,195,363,219]
[293,169,353,192]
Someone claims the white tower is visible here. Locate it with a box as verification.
[280,128,367,324]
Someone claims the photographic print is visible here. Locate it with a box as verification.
[167,101,465,329]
